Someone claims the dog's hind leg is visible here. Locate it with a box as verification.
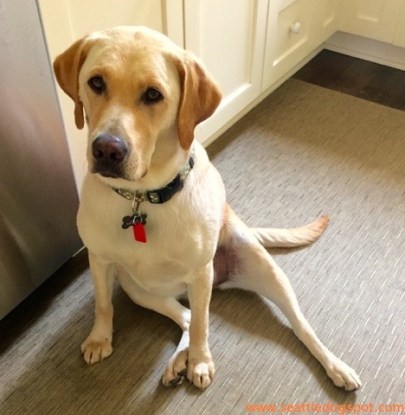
[216,206,361,391]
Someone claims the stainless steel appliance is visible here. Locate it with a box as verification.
[0,0,82,319]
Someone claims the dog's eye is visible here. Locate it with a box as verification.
[142,88,163,105]
[88,76,106,94]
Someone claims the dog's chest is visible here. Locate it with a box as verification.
[78,182,220,287]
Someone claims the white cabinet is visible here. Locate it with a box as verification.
[339,0,402,44]
[262,0,338,90]
[182,0,268,145]
[181,0,340,142]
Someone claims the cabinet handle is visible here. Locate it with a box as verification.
[289,21,302,35]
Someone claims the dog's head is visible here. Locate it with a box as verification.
[53,26,221,187]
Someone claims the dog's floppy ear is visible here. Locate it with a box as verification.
[53,37,92,129]
[174,53,222,150]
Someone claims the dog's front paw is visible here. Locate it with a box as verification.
[326,357,362,391]
[162,348,189,387]
[187,350,216,390]
[81,336,113,365]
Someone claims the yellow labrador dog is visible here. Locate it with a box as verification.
[54,26,361,391]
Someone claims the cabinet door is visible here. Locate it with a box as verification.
[183,0,267,145]
[263,0,313,90]
[310,0,339,45]
[339,0,401,44]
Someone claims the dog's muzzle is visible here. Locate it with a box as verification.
[92,133,128,178]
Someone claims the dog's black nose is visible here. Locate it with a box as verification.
[92,134,128,164]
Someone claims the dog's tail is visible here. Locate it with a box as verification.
[250,215,329,249]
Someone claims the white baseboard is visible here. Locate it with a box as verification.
[324,31,405,71]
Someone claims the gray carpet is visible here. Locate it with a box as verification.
[1,79,404,414]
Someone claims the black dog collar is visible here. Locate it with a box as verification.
[111,151,194,204]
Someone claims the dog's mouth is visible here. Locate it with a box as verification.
[92,164,125,179]
[91,161,148,183]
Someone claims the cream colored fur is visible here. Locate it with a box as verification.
[53,26,361,391]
